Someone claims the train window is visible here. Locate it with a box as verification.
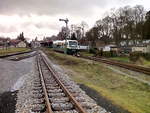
[69,41,78,47]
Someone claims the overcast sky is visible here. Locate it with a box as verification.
[0,0,149,40]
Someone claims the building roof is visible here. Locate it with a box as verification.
[10,40,26,45]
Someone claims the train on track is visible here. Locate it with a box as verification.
[53,40,79,55]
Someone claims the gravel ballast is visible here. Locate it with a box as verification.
[15,52,109,113]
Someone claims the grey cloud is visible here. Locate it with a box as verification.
[0,0,109,16]
[21,21,60,30]
[35,22,60,30]
[0,25,17,33]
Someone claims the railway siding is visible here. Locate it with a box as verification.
[42,48,150,113]
[80,56,150,75]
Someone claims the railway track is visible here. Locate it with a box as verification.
[80,56,150,75]
[32,54,90,113]
[49,50,150,75]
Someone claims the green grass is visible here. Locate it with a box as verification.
[43,48,150,113]
[135,57,150,68]
[0,47,31,56]
[80,51,150,68]
[110,57,130,63]
[143,60,150,67]
[79,51,94,57]
[108,56,150,68]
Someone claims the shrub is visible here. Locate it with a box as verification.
[129,52,141,62]
[111,51,118,57]
[95,51,117,57]
[103,51,111,57]
[89,48,97,54]
[142,53,150,60]
[129,52,150,61]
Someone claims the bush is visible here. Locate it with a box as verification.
[142,53,150,60]
[103,51,111,57]
[111,51,118,57]
[129,52,141,62]
[129,52,150,61]
[89,48,97,54]
[89,48,118,57]
[96,51,118,57]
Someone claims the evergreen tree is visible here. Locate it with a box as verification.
[17,32,26,41]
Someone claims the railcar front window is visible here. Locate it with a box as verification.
[69,41,77,47]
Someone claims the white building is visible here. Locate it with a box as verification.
[131,45,150,53]
[31,40,41,48]
[99,44,116,51]
[17,41,27,47]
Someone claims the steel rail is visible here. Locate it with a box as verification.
[81,56,150,75]
[52,50,150,75]
[52,51,150,75]
[41,55,87,113]
[37,56,53,113]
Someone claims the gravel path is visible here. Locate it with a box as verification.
[0,56,35,93]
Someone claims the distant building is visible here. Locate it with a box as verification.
[10,40,27,48]
[95,40,105,49]
[98,44,117,51]
[111,46,120,54]
[119,44,150,54]
[131,45,150,53]
[31,38,41,48]
[31,41,41,48]
[40,40,53,47]
[0,37,10,48]
[17,41,27,47]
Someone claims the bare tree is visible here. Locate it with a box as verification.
[85,5,148,47]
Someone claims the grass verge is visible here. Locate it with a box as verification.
[80,51,150,68]
[43,48,150,113]
[110,57,130,63]
[135,57,150,67]
[0,47,30,56]
[79,51,94,57]
[108,56,150,68]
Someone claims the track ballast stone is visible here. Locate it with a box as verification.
[15,52,109,113]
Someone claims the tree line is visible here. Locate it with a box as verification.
[85,5,150,47]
